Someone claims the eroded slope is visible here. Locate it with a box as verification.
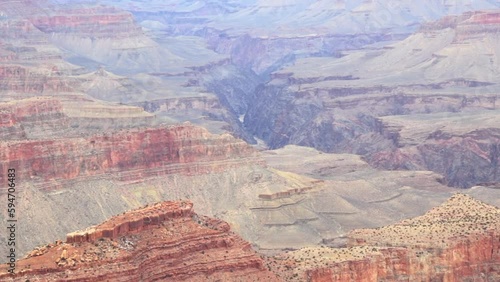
[0,201,280,281]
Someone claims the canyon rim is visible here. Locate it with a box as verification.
[1,0,500,281]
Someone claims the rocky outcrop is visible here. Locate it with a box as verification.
[0,122,260,187]
[0,97,68,139]
[267,194,500,281]
[422,11,500,41]
[65,201,195,244]
[346,193,500,281]
[368,126,500,188]
[30,6,141,37]
[0,201,280,281]
[0,65,72,94]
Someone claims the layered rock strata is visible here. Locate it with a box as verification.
[0,122,260,188]
[244,10,500,188]
[266,194,500,281]
[0,97,68,139]
[368,112,500,187]
[0,201,280,281]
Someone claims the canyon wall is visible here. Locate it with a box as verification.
[267,194,500,281]
[0,97,68,139]
[244,11,500,188]
[9,194,491,281]
[0,121,260,188]
[0,201,280,281]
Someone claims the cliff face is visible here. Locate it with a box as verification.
[0,122,259,187]
[345,194,500,282]
[30,7,141,37]
[0,201,280,281]
[267,194,500,281]
[244,10,500,188]
[0,65,72,94]
[367,126,500,188]
[0,97,69,139]
[27,5,156,73]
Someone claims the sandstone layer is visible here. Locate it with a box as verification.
[0,201,280,281]
[1,1,500,278]
[0,1,269,257]
[0,0,252,142]
[266,194,500,281]
[0,122,258,187]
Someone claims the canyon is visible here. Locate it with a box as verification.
[0,0,499,281]
[1,194,498,281]
[0,201,280,281]
[244,10,500,188]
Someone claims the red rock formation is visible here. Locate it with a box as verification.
[455,11,500,41]
[368,127,500,187]
[266,194,500,281]
[0,97,68,140]
[0,201,280,281]
[30,7,142,38]
[420,10,500,31]
[0,65,72,93]
[343,194,500,281]
[0,97,66,126]
[65,201,195,244]
[306,248,409,282]
[0,122,261,188]
[1,0,138,37]
[468,11,500,24]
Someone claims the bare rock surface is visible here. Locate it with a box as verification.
[0,201,280,281]
[267,194,500,281]
[244,10,500,188]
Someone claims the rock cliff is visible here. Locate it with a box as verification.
[0,97,68,139]
[0,201,280,281]
[30,6,141,37]
[115,0,499,74]
[367,113,500,187]
[4,194,496,281]
[266,194,500,281]
[1,1,500,279]
[0,121,260,188]
[244,10,500,188]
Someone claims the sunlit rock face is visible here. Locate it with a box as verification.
[0,201,280,282]
[0,122,259,186]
